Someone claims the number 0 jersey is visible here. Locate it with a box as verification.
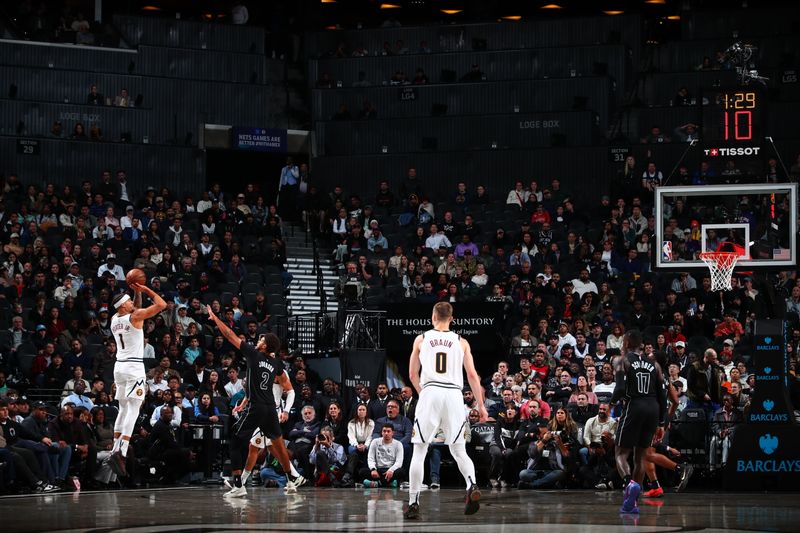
[419,329,464,390]
[111,313,144,363]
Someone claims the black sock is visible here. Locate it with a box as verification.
[234,474,242,488]
[651,479,661,489]
[623,475,632,487]
[675,464,683,475]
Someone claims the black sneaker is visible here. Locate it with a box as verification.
[675,464,693,492]
[464,484,481,515]
[109,451,128,478]
[404,503,420,520]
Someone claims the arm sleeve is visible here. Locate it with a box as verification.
[283,389,295,413]
[347,422,358,447]
[367,440,377,470]
[390,441,404,472]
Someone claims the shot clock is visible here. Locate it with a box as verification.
[701,88,766,179]
[712,90,762,142]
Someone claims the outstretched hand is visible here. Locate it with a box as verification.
[206,305,218,321]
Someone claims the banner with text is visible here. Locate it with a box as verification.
[748,333,793,424]
[233,127,287,152]
[341,350,386,407]
[382,303,504,353]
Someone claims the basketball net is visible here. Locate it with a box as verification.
[698,251,740,291]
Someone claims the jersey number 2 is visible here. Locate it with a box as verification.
[260,372,270,390]
[435,352,447,374]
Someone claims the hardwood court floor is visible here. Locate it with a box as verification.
[0,486,797,532]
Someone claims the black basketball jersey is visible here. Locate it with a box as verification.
[241,342,284,407]
[624,352,660,400]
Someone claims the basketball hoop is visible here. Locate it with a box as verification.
[699,250,741,291]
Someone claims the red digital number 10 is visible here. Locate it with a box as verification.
[723,110,752,141]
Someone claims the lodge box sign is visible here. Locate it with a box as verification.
[382,302,504,353]
[748,334,792,423]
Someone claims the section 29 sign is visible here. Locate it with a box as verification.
[233,127,287,152]
[382,302,504,353]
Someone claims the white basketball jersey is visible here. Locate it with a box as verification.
[419,329,464,390]
[111,313,144,362]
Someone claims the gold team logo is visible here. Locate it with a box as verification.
[255,438,262,445]
[411,428,416,438]
[136,388,143,397]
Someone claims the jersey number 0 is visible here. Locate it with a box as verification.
[435,352,447,374]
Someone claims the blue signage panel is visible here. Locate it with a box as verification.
[233,127,287,152]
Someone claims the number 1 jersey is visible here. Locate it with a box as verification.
[419,329,464,390]
[111,313,144,363]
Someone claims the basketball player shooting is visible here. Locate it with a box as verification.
[611,329,668,514]
[109,281,167,477]
[206,305,305,497]
[404,302,488,520]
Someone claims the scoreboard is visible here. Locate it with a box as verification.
[701,89,766,177]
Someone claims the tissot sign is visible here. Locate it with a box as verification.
[382,303,504,353]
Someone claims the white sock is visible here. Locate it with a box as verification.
[242,470,251,484]
[119,439,130,457]
[111,438,120,453]
[289,463,300,478]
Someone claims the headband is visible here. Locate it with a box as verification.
[114,294,131,309]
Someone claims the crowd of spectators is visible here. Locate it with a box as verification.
[0,167,295,492]
[1,157,799,494]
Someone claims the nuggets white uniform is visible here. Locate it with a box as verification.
[412,329,468,445]
[111,313,146,401]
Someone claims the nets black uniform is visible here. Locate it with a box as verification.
[232,343,285,441]
[613,353,667,449]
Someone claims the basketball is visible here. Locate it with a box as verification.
[126,268,146,287]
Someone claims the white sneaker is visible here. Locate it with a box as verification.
[500,480,509,488]
[430,481,440,490]
[595,481,608,490]
[223,485,247,498]
[222,477,233,490]
[490,478,500,489]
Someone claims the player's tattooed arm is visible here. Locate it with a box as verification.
[610,355,629,404]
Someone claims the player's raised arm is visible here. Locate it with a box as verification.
[206,304,242,350]
[462,337,488,423]
[129,283,166,327]
[408,335,424,395]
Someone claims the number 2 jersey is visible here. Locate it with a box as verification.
[241,342,284,408]
[419,329,464,390]
[111,313,144,364]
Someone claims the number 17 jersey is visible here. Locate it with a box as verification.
[419,329,464,390]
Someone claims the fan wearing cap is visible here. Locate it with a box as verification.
[4,232,23,255]
[97,254,125,281]
[107,280,166,478]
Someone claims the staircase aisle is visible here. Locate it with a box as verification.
[282,224,339,315]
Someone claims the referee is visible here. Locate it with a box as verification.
[611,329,667,514]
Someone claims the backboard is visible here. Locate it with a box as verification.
[654,183,797,270]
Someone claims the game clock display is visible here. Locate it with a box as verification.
[705,90,763,144]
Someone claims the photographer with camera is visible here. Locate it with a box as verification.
[308,426,346,487]
[518,407,578,489]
